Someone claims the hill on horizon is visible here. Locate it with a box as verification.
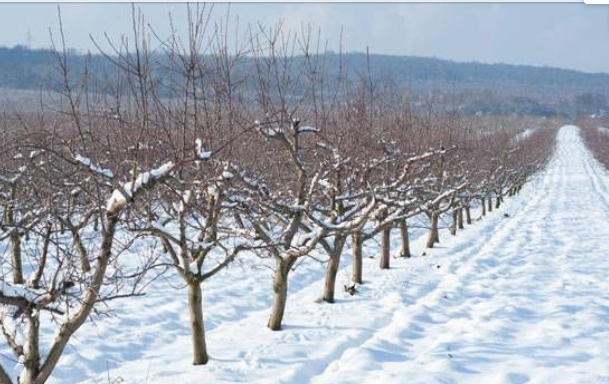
[0,45,607,117]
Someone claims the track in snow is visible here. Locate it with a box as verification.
[61,126,609,384]
[305,126,609,384]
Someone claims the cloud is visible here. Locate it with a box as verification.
[0,3,607,73]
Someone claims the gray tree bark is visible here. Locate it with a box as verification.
[450,209,458,236]
[187,281,208,365]
[0,365,11,384]
[323,236,347,303]
[6,201,24,285]
[10,233,23,285]
[19,312,41,384]
[32,213,119,384]
[71,228,91,274]
[268,258,296,331]
[458,208,464,229]
[380,227,391,269]
[426,211,440,248]
[352,234,363,284]
[398,219,411,258]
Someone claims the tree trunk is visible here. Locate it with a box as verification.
[398,219,411,258]
[20,312,41,384]
[11,233,24,285]
[0,365,11,384]
[426,211,440,248]
[323,237,346,303]
[268,258,294,331]
[450,209,457,236]
[72,229,91,274]
[33,214,120,384]
[488,197,493,212]
[432,212,440,243]
[458,208,464,229]
[380,227,391,269]
[481,198,486,216]
[496,196,501,209]
[20,366,36,384]
[187,281,208,365]
[465,206,472,225]
[352,234,363,284]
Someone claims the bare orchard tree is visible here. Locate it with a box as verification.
[0,9,205,380]
[128,156,254,365]
[103,5,257,365]
[0,112,185,384]
[237,25,347,330]
[307,149,375,303]
[237,116,329,331]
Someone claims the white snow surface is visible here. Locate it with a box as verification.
[9,125,609,384]
[514,128,536,142]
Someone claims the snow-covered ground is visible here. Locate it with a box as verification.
[42,125,609,384]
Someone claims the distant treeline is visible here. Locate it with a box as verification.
[0,45,607,118]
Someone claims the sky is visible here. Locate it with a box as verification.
[0,2,608,73]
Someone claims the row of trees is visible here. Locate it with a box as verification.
[0,7,557,384]
[579,118,609,167]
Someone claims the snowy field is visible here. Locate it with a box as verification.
[45,125,609,384]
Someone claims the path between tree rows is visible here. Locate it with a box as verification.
[65,125,609,384]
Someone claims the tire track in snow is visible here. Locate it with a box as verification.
[306,154,555,384]
[77,126,609,384]
[190,137,552,384]
[307,126,609,384]
[294,145,557,384]
[203,127,565,384]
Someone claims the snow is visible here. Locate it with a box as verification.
[6,125,609,384]
[296,125,319,134]
[196,138,212,160]
[74,154,114,178]
[179,190,193,213]
[0,280,48,304]
[222,170,234,180]
[597,126,609,136]
[23,150,43,160]
[514,128,536,142]
[106,161,175,213]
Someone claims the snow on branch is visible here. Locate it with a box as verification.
[73,154,114,179]
[0,281,64,315]
[195,139,212,160]
[254,117,319,139]
[106,161,175,215]
[0,174,19,186]
[295,125,319,134]
[254,119,286,139]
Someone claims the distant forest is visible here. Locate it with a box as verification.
[0,45,607,118]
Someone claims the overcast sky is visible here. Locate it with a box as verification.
[0,3,608,73]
